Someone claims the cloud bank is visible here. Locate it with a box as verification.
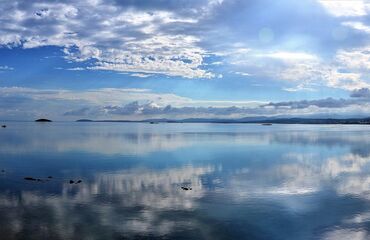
[1,87,370,120]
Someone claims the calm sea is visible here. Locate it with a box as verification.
[1,122,370,239]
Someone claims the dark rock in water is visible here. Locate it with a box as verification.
[47,176,53,179]
[24,177,37,181]
[1,125,6,128]
[181,187,192,191]
[76,180,82,184]
[24,177,45,182]
[1,169,5,173]
[69,180,74,184]
[35,119,52,122]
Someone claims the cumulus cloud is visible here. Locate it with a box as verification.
[228,47,370,91]
[0,0,221,78]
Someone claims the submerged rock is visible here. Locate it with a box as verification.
[1,125,6,128]
[69,180,75,184]
[76,180,82,184]
[47,176,53,179]
[181,187,192,191]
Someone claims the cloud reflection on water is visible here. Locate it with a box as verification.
[1,124,370,239]
[0,165,214,239]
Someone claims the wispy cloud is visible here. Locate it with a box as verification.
[0,65,14,71]
[233,71,251,77]
[130,73,153,78]
[66,67,85,71]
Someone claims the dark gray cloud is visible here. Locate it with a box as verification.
[63,101,265,117]
[63,96,368,119]
[350,88,370,98]
[263,98,356,109]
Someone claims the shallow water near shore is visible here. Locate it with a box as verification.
[1,122,370,239]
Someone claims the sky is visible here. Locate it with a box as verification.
[1,0,370,120]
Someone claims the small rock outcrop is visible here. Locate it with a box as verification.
[24,177,43,182]
[24,177,37,181]
[35,119,52,122]
[69,179,82,184]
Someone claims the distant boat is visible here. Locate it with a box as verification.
[261,123,272,126]
[35,119,52,122]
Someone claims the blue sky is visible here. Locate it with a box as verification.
[1,0,370,120]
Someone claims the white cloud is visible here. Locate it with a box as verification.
[335,46,370,70]
[282,84,316,92]
[210,61,223,65]
[0,1,217,78]
[233,71,251,76]
[279,61,367,91]
[66,67,85,71]
[323,229,368,240]
[130,73,153,78]
[0,65,14,71]
[0,87,189,107]
[228,46,370,91]
[318,0,369,17]
[342,21,370,33]
[256,51,318,61]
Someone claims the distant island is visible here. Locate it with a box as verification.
[75,117,370,125]
[35,119,52,122]
[76,119,93,122]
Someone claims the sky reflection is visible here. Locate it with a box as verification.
[1,123,370,239]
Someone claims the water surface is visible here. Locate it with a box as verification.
[1,123,370,239]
